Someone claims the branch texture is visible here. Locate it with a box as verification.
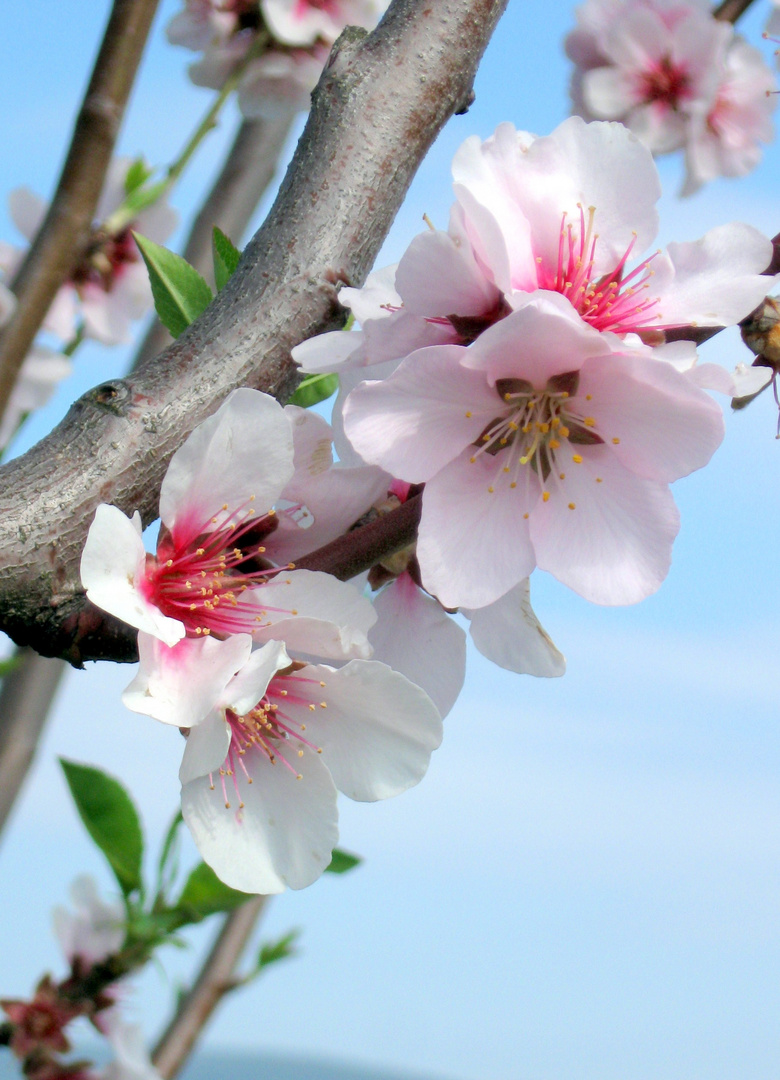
[0,0,160,416]
[151,898,268,1079]
[0,0,507,663]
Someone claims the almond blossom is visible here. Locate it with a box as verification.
[342,292,725,609]
[0,160,177,346]
[52,877,124,973]
[123,633,442,894]
[81,389,376,663]
[450,117,774,339]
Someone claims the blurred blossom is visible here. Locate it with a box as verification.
[52,876,125,971]
[0,159,177,345]
[166,0,389,119]
[565,0,776,192]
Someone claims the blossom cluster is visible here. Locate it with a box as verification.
[293,117,775,633]
[166,0,388,120]
[81,389,443,895]
[565,0,777,194]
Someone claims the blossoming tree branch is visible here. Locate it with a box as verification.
[1,0,780,1076]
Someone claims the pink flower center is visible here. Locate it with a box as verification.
[214,666,328,809]
[636,55,690,110]
[293,0,340,17]
[70,227,139,294]
[536,204,668,336]
[141,498,306,638]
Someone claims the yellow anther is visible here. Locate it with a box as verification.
[508,421,518,431]
[585,394,593,401]
[487,486,495,493]
[559,472,565,480]
[596,477,603,483]
[572,454,583,464]
[309,703,316,711]
[551,417,560,429]
[469,456,476,464]
[465,411,472,418]
[196,548,205,556]
[166,559,173,567]
[538,422,550,434]
[568,502,576,510]
[298,750,304,757]
[522,424,531,434]
[612,437,620,444]
[559,425,570,438]
[583,417,596,427]
[510,482,517,489]
[185,581,192,589]
[503,466,510,473]
[542,492,550,503]
[320,681,326,687]
[549,439,560,450]
[523,512,529,519]
[291,608,298,615]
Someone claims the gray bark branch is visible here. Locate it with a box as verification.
[0,0,507,664]
[151,897,268,1079]
[0,0,161,417]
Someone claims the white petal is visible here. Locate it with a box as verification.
[369,574,466,717]
[159,388,294,533]
[80,505,185,646]
[252,570,376,660]
[122,633,253,729]
[179,713,232,786]
[182,746,338,893]
[464,579,565,677]
[300,660,443,801]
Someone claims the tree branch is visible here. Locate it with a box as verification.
[151,897,268,1080]
[712,0,758,22]
[0,0,161,418]
[0,649,66,838]
[0,0,507,663]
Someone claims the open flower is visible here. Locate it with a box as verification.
[343,292,725,609]
[450,117,774,338]
[81,389,376,662]
[124,634,442,894]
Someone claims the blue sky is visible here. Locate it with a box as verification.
[2,2,780,1079]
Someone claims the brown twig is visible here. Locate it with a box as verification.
[134,114,297,367]
[0,0,508,662]
[712,0,758,22]
[151,897,268,1080]
[0,649,66,838]
[0,0,160,417]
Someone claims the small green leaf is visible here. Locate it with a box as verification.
[174,862,251,923]
[60,759,144,896]
[118,179,169,223]
[155,810,184,904]
[325,848,362,874]
[288,373,339,409]
[0,655,22,678]
[133,232,214,339]
[258,930,299,971]
[124,158,153,197]
[212,227,241,292]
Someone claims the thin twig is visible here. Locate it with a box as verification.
[0,0,508,662]
[0,0,160,418]
[151,897,268,1080]
[134,114,296,367]
[712,0,758,22]
[0,648,66,837]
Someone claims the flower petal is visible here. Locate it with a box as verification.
[464,578,565,677]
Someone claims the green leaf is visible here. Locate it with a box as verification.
[257,930,299,971]
[325,848,362,874]
[212,227,241,292]
[133,232,214,339]
[124,158,153,197]
[59,759,144,896]
[118,178,169,223]
[155,810,184,904]
[174,862,251,924]
[288,373,339,409]
[0,654,22,678]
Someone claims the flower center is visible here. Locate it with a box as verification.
[70,227,139,293]
[141,498,307,638]
[637,55,690,110]
[468,372,605,496]
[213,665,327,810]
[535,204,669,336]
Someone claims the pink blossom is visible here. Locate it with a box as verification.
[577,3,730,153]
[261,0,387,47]
[681,38,776,196]
[124,634,442,893]
[52,877,124,971]
[0,161,177,345]
[343,293,725,609]
[450,117,774,337]
[81,389,376,662]
[237,44,330,120]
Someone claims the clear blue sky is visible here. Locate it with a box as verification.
[1,3,780,1079]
